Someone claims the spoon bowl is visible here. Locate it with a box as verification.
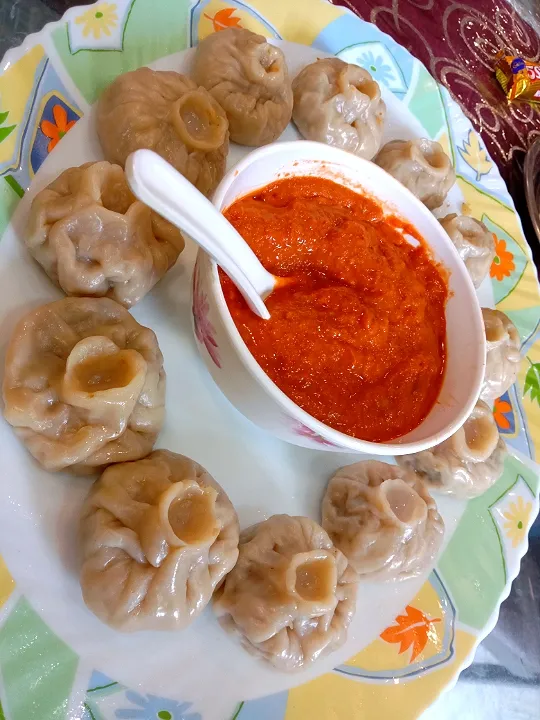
[125,149,275,319]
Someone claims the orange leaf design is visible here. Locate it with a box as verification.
[490,234,515,282]
[380,605,441,663]
[493,397,512,430]
[41,103,76,153]
[204,8,243,32]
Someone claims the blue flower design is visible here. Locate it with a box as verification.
[115,690,202,720]
[357,50,395,86]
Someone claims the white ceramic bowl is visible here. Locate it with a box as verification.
[192,141,485,455]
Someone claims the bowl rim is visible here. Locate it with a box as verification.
[206,140,485,455]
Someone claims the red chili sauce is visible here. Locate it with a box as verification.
[220,176,447,442]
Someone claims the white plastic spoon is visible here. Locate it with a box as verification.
[125,149,275,319]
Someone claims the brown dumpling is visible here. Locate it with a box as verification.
[397,400,506,499]
[3,297,165,474]
[439,214,495,288]
[375,138,455,210]
[192,28,293,147]
[26,162,185,308]
[80,450,239,632]
[97,68,229,196]
[481,308,520,403]
[322,461,444,580]
[292,58,385,160]
[213,514,357,672]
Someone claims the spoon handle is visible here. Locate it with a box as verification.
[125,149,273,320]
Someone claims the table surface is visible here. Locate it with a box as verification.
[0,1,539,718]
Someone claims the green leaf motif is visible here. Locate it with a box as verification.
[0,124,16,143]
[83,704,97,720]
[4,175,24,198]
[524,358,540,405]
[0,109,15,143]
[230,702,244,720]
[0,699,5,720]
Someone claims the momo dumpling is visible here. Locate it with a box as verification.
[214,514,357,671]
[3,297,165,474]
[80,451,239,631]
[440,214,495,288]
[192,28,293,146]
[97,68,229,196]
[322,461,444,581]
[292,58,385,160]
[397,400,506,499]
[375,138,455,209]
[26,162,185,308]
[481,308,520,403]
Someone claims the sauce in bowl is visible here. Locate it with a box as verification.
[220,176,448,442]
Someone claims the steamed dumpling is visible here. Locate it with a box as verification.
[3,297,165,474]
[375,139,455,209]
[193,28,293,146]
[397,400,506,499]
[26,162,185,308]
[440,214,495,288]
[97,68,229,196]
[322,461,444,581]
[481,308,520,403]
[81,450,239,631]
[292,58,385,160]
[213,514,357,671]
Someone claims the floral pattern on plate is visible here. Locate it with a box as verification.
[192,257,221,368]
[0,3,539,720]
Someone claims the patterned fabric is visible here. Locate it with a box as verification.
[335,0,540,257]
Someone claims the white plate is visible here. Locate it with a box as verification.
[0,41,477,718]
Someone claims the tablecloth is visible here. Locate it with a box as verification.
[335,0,540,262]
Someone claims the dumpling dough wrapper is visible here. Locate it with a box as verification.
[80,450,240,631]
[214,514,357,671]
